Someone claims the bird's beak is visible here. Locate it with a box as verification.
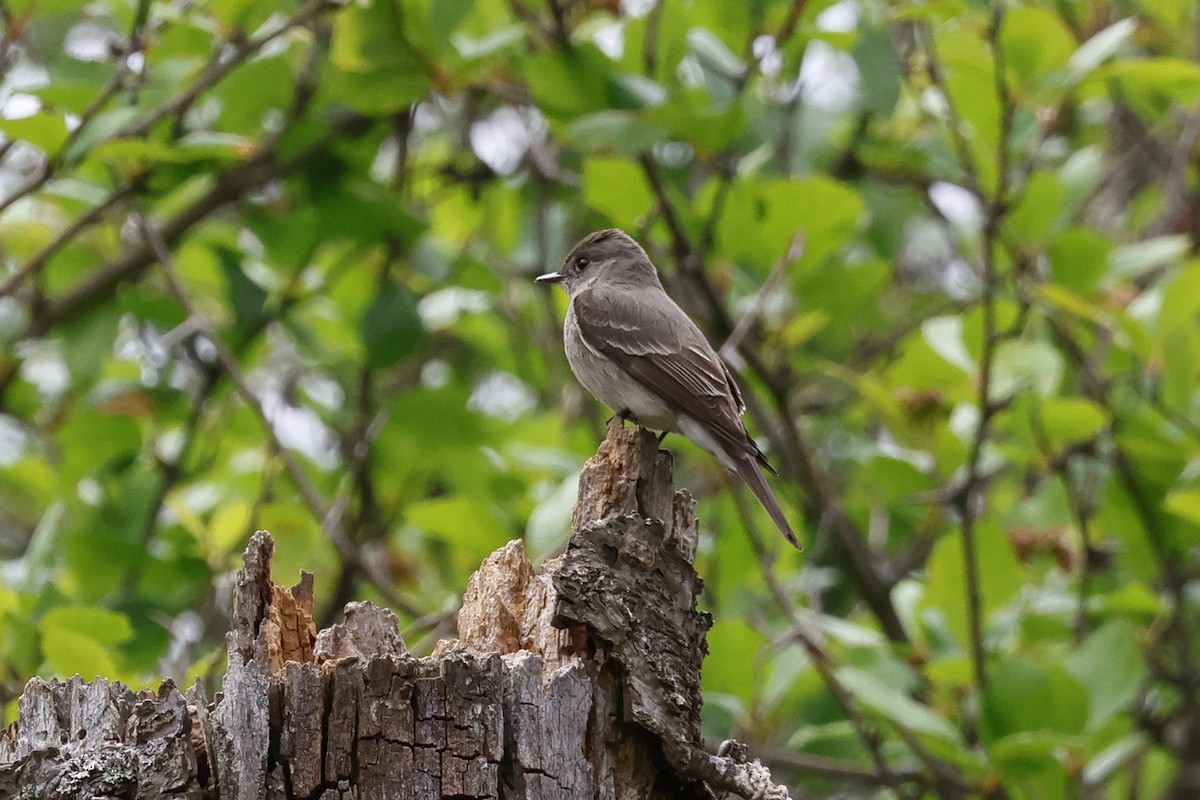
[535,271,564,284]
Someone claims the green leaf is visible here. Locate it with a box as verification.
[41,629,118,679]
[582,158,654,226]
[333,0,419,72]
[306,174,424,243]
[216,55,294,133]
[60,304,120,388]
[1091,582,1167,619]
[1047,228,1109,295]
[686,28,743,77]
[991,340,1063,399]
[1135,0,1189,27]
[425,0,476,55]
[1000,7,1075,85]
[525,472,577,561]
[525,46,617,120]
[452,24,523,60]
[885,333,972,398]
[1108,235,1189,279]
[405,495,504,558]
[702,619,766,698]
[62,107,139,161]
[39,606,133,679]
[990,732,1069,800]
[646,96,745,154]
[0,113,70,154]
[1158,262,1200,414]
[854,25,900,115]
[40,606,133,645]
[1094,58,1200,111]
[923,522,1024,647]
[1067,18,1137,83]
[1064,621,1145,729]
[1160,261,1200,332]
[215,246,268,342]
[1038,397,1107,448]
[383,386,485,449]
[260,502,331,584]
[836,666,961,741]
[56,409,142,481]
[209,0,277,32]
[1160,330,1199,419]
[95,135,248,166]
[922,316,975,374]
[719,178,863,271]
[208,502,254,555]
[1007,172,1062,244]
[1083,733,1147,786]
[981,658,1088,740]
[360,280,424,368]
[937,26,1000,186]
[330,0,431,113]
[38,58,118,115]
[1164,489,1200,527]
[567,112,668,156]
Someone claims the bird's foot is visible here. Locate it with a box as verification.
[606,408,638,427]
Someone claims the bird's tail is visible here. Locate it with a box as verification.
[734,454,802,551]
[675,415,801,550]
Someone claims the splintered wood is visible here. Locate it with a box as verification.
[0,422,789,800]
[0,676,204,798]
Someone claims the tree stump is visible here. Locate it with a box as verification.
[0,421,788,799]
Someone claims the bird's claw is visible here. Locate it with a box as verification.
[606,408,639,427]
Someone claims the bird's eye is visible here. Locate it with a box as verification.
[575,256,590,270]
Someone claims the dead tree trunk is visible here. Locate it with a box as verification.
[0,421,788,800]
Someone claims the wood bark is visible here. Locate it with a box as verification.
[0,420,789,800]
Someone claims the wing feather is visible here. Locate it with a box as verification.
[573,287,754,458]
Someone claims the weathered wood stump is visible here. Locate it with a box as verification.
[0,421,788,799]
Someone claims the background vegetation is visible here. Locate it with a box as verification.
[2,0,1199,796]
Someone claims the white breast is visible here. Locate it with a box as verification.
[563,303,678,432]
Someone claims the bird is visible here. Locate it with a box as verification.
[536,228,800,550]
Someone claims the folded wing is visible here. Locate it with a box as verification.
[573,287,759,465]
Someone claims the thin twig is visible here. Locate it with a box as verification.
[0,181,142,298]
[719,230,805,363]
[732,488,917,800]
[544,0,570,47]
[641,0,663,76]
[955,5,1016,698]
[12,110,370,348]
[920,24,981,196]
[1142,97,1200,241]
[0,0,153,218]
[119,0,337,139]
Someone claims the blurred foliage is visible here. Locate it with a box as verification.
[2,0,1200,796]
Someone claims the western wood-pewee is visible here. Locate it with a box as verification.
[537,228,799,550]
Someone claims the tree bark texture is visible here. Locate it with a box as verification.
[0,421,788,800]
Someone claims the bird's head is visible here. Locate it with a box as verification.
[536,228,663,296]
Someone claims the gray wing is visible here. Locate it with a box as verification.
[573,286,760,462]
